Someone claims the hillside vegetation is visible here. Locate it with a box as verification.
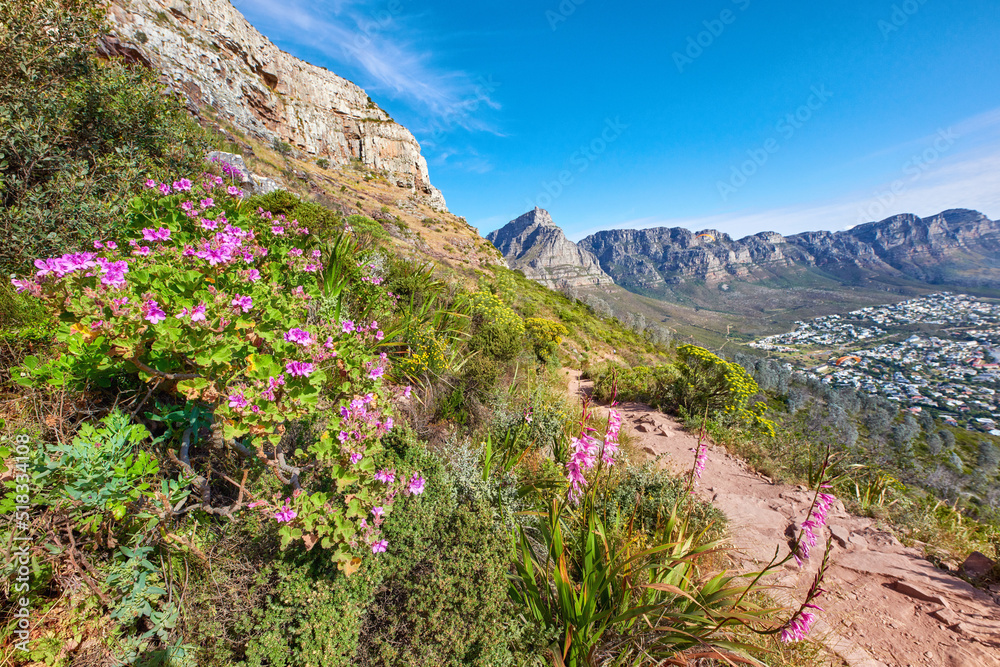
[2,2,997,666]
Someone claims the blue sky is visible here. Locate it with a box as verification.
[233,0,1000,240]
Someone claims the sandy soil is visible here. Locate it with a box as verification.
[564,369,1000,667]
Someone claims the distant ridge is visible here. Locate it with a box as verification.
[489,208,999,291]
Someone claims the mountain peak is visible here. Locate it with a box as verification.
[487,210,613,288]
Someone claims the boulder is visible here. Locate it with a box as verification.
[959,551,996,580]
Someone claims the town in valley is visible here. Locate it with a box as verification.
[750,294,1000,433]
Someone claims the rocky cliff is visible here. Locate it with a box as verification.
[492,208,1000,295]
[576,209,1000,291]
[486,208,613,288]
[106,0,446,210]
[579,228,801,290]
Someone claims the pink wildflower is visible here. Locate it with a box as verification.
[190,303,207,322]
[371,539,388,554]
[231,295,253,312]
[375,469,396,484]
[274,500,297,523]
[228,393,249,409]
[408,473,426,495]
[285,361,315,377]
[142,300,166,324]
[283,328,314,346]
[781,610,818,643]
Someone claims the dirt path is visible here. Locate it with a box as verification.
[564,369,1000,667]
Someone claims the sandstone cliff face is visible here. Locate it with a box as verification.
[510,208,999,293]
[579,227,799,288]
[106,0,446,210]
[486,208,614,288]
[786,209,1000,287]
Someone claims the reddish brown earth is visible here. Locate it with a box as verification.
[565,370,1000,667]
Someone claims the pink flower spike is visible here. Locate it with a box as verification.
[371,507,384,519]
[371,539,388,554]
[190,303,207,322]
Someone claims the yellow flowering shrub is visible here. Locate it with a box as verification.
[674,344,775,436]
[464,291,525,362]
[524,317,569,362]
[399,329,449,377]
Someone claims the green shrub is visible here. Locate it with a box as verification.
[598,463,724,540]
[247,190,346,237]
[316,158,330,169]
[272,138,292,156]
[674,345,774,434]
[462,355,502,394]
[0,0,212,274]
[465,291,525,362]
[238,441,540,667]
[524,317,568,363]
[239,559,377,667]
[346,213,391,242]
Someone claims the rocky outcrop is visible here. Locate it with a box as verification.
[206,151,283,195]
[106,0,446,210]
[580,227,800,289]
[573,209,1000,291]
[486,208,613,288]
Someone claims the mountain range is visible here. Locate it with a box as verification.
[487,207,1000,321]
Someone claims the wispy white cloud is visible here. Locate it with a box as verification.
[233,0,500,136]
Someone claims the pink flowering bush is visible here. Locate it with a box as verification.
[11,173,424,570]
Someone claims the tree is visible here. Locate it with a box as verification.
[977,440,999,476]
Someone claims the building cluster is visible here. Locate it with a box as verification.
[751,294,1000,432]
